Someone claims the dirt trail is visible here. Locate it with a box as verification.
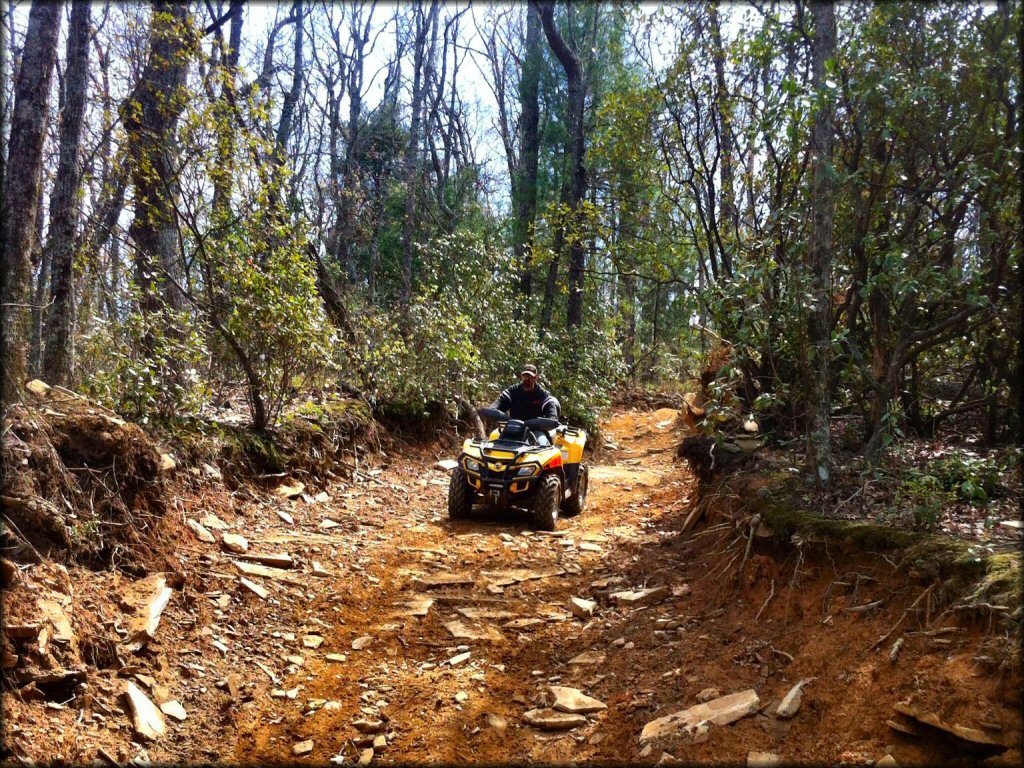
[4,407,1020,765]
[232,407,687,765]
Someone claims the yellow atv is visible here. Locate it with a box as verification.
[447,407,588,531]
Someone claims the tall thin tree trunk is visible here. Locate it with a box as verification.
[515,4,542,309]
[122,1,193,323]
[535,0,587,330]
[709,1,737,234]
[805,0,836,484]
[1,0,61,401]
[42,1,92,386]
[401,1,439,309]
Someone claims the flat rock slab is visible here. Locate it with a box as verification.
[238,552,293,568]
[234,560,302,585]
[549,686,607,714]
[125,574,172,642]
[311,560,333,577]
[568,650,606,665]
[504,618,545,629]
[776,679,812,718]
[610,586,671,607]
[187,519,216,543]
[160,700,187,722]
[482,567,564,586]
[640,689,760,744]
[892,702,1007,754]
[747,751,781,767]
[412,573,474,590]
[570,596,596,619]
[275,509,295,525]
[124,681,166,740]
[222,533,249,553]
[239,577,269,599]
[276,482,306,499]
[443,619,503,642]
[398,597,435,617]
[523,708,588,731]
[454,607,518,621]
[201,514,229,530]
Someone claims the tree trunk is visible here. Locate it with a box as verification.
[41,1,92,386]
[122,1,193,323]
[515,4,542,307]
[401,0,439,309]
[805,0,836,486]
[1,0,61,401]
[535,0,587,330]
[709,1,737,234]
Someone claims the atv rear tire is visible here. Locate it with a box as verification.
[532,474,561,531]
[562,463,588,517]
[448,468,473,519]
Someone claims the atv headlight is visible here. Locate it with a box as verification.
[515,464,539,477]
[464,458,482,473]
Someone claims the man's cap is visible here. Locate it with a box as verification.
[520,364,538,378]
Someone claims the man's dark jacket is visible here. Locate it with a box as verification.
[490,383,559,421]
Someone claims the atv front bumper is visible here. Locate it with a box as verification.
[464,469,538,508]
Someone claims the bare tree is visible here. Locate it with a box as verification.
[534,0,588,331]
[1,0,61,400]
[122,1,194,324]
[805,0,836,484]
[400,0,439,309]
[42,1,92,385]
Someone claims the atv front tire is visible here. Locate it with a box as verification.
[562,463,589,517]
[447,468,473,519]
[532,474,561,531]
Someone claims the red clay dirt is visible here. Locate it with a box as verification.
[2,407,1020,765]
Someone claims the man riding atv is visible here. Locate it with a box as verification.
[489,364,560,443]
[447,364,587,530]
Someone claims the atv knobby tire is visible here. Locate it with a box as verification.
[532,474,561,531]
[448,468,473,519]
[562,463,589,517]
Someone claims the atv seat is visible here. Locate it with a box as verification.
[495,418,556,447]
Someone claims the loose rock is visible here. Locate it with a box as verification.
[640,689,760,744]
[222,533,249,554]
[610,586,670,607]
[352,636,373,650]
[549,686,606,714]
[124,681,166,740]
[748,751,781,767]
[160,701,187,722]
[523,708,588,731]
[187,519,216,543]
[353,719,385,734]
[292,740,314,756]
[570,597,596,619]
[776,679,813,719]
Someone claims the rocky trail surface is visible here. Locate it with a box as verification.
[3,408,1020,766]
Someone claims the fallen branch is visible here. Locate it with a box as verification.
[845,599,885,613]
[755,579,775,623]
[872,584,937,650]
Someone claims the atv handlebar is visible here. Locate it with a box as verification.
[478,408,560,433]
[525,417,560,432]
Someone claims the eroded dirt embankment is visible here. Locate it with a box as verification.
[2,407,1021,765]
